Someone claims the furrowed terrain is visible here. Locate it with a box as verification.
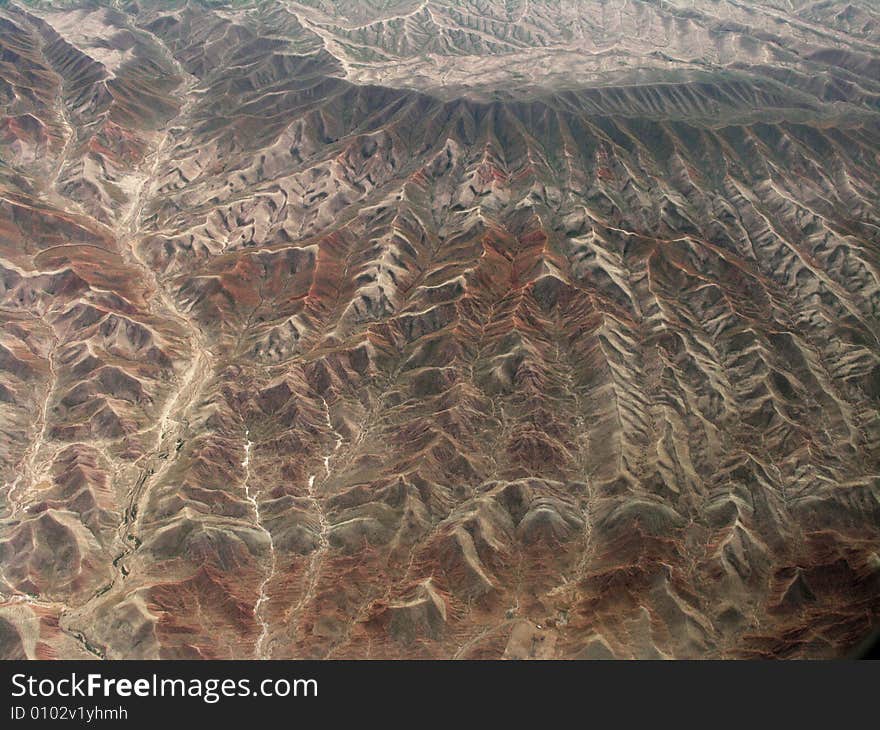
[1,0,879,659]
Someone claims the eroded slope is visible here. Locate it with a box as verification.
[1,0,879,659]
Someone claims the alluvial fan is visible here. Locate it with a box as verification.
[1,0,879,659]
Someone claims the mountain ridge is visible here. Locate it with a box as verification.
[0,0,878,659]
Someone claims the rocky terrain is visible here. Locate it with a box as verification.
[0,0,879,659]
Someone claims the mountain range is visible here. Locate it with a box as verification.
[1,0,879,659]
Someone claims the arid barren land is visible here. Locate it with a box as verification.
[0,0,879,660]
